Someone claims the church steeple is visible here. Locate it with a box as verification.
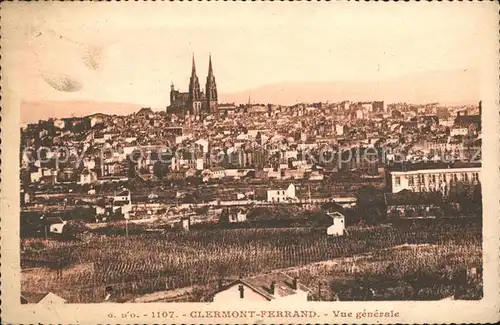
[208,54,213,78]
[188,54,202,114]
[191,53,197,76]
[205,53,218,114]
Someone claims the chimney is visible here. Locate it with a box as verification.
[479,101,482,116]
[270,281,276,295]
[104,286,113,301]
[238,284,244,299]
[293,277,299,290]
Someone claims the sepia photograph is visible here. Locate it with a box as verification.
[1,1,499,324]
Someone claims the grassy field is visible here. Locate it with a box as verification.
[21,220,482,303]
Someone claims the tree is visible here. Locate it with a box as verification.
[355,186,386,225]
[62,220,89,240]
[470,182,482,217]
[153,162,169,179]
[218,208,230,224]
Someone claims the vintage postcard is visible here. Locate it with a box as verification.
[1,1,499,324]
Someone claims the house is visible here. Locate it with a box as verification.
[326,211,345,236]
[53,119,66,129]
[267,183,296,203]
[30,168,42,183]
[43,217,67,234]
[20,190,31,205]
[181,216,190,231]
[209,272,310,302]
[335,124,345,136]
[454,112,481,131]
[79,168,98,185]
[113,188,132,219]
[95,199,113,222]
[21,291,67,304]
[89,115,104,127]
[308,171,324,181]
[228,208,247,223]
[355,109,365,120]
[113,189,131,203]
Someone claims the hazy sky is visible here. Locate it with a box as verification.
[2,1,495,109]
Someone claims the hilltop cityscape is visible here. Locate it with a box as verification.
[20,54,482,304]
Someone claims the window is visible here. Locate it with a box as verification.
[395,176,401,186]
[408,177,414,186]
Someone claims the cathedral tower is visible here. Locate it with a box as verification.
[188,54,202,115]
[205,54,218,114]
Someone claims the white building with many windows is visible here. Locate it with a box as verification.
[387,163,480,194]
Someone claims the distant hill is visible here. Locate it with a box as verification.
[220,69,480,106]
[21,101,144,124]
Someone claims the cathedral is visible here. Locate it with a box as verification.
[167,54,218,117]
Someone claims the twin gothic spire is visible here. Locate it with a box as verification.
[189,54,217,103]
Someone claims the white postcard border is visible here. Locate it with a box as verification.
[1,1,499,324]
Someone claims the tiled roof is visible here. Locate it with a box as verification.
[21,292,49,303]
[388,162,481,172]
[214,272,310,300]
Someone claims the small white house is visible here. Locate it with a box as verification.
[113,189,132,218]
[327,211,345,236]
[267,184,296,203]
[228,209,247,223]
[22,191,31,205]
[44,217,67,234]
[196,158,204,170]
[181,217,190,232]
[335,124,345,136]
[79,168,98,185]
[30,169,42,183]
[53,119,66,129]
[113,189,131,203]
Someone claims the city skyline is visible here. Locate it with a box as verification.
[20,66,480,124]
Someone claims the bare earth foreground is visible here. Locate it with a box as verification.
[21,221,482,303]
